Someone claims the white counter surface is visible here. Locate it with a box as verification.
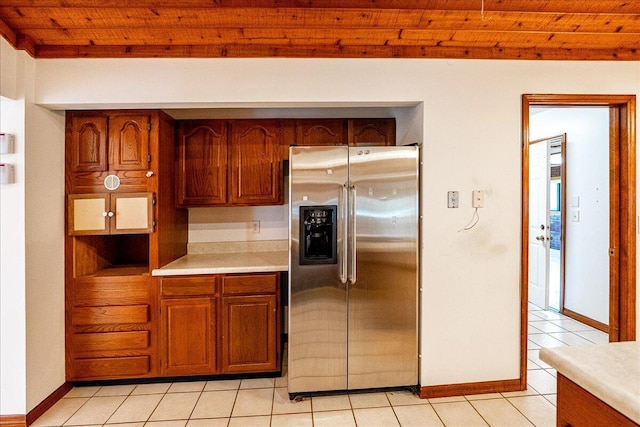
[539,341,640,424]
[152,251,288,276]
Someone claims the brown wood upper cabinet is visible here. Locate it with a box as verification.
[295,119,347,146]
[290,118,396,151]
[69,113,151,173]
[177,120,283,207]
[349,118,396,146]
[228,120,282,205]
[177,120,227,206]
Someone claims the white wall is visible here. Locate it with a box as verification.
[0,37,66,415]
[32,58,639,388]
[0,40,28,415]
[0,51,634,410]
[530,108,610,325]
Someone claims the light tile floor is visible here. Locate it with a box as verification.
[34,304,608,427]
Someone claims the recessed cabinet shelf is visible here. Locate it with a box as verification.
[73,234,150,278]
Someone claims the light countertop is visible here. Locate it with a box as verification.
[539,341,640,424]
[152,240,288,276]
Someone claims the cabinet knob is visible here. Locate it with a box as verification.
[102,212,108,217]
[146,171,154,177]
[107,211,114,217]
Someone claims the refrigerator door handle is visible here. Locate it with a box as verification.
[349,184,357,285]
[339,183,348,285]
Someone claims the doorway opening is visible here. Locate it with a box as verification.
[528,134,565,313]
[520,94,636,390]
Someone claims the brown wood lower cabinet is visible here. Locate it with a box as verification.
[222,295,277,373]
[67,276,154,381]
[159,272,280,378]
[161,297,217,376]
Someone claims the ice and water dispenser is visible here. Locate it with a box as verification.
[299,206,337,265]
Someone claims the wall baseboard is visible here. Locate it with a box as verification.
[0,382,72,427]
[561,307,609,334]
[26,382,72,426]
[420,378,522,399]
[0,415,26,427]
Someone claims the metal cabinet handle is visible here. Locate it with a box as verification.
[349,184,357,285]
[339,184,348,285]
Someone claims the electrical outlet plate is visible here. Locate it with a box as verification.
[472,190,484,208]
[447,191,459,208]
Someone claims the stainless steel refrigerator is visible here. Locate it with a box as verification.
[288,145,419,398]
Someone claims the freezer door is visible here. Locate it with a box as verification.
[288,146,349,394]
[347,146,419,390]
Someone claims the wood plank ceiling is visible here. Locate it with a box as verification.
[1,0,639,60]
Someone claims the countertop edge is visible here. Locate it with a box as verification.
[151,251,289,276]
[152,264,288,276]
[539,343,640,424]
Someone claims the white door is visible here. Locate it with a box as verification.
[528,141,550,309]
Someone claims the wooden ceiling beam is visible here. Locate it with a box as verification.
[2,0,640,14]
[34,43,640,60]
[2,8,640,34]
[0,17,17,46]
[22,28,640,51]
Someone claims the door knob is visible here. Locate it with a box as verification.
[536,235,545,241]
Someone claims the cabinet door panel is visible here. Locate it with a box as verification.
[350,118,396,146]
[68,194,110,235]
[161,297,217,376]
[222,295,276,373]
[229,121,282,205]
[296,119,346,146]
[70,116,108,172]
[178,121,227,206]
[109,115,150,171]
[111,193,153,234]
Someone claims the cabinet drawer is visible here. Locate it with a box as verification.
[74,331,149,352]
[222,273,278,295]
[72,356,150,379]
[74,277,149,306]
[72,305,149,325]
[161,277,217,297]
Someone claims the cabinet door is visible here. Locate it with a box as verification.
[161,297,217,376]
[228,121,282,205]
[111,193,153,234]
[109,114,150,171]
[350,118,396,146]
[177,121,227,206]
[222,295,277,373]
[68,193,153,235]
[295,119,346,146]
[68,194,110,235]
[70,115,108,172]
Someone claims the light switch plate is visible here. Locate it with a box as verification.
[447,191,459,208]
[472,190,484,208]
